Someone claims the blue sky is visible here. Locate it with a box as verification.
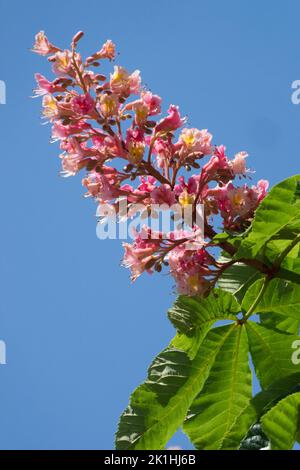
[0,0,300,450]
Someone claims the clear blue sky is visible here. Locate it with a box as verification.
[0,0,300,450]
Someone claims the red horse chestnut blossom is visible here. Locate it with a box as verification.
[32,31,268,296]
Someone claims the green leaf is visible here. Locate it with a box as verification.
[235,175,300,259]
[115,324,235,450]
[242,278,300,321]
[217,256,262,303]
[252,374,300,416]
[168,290,240,359]
[260,313,299,335]
[246,322,300,389]
[265,239,300,271]
[183,324,252,450]
[227,373,300,449]
[261,392,300,449]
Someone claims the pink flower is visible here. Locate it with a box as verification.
[95,40,116,60]
[255,179,269,202]
[126,128,145,164]
[132,101,149,125]
[174,175,199,196]
[129,70,141,95]
[156,105,186,133]
[51,121,89,140]
[52,50,74,76]
[32,31,60,56]
[168,247,211,296]
[122,227,160,281]
[209,179,269,230]
[71,93,95,116]
[179,128,212,155]
[99,93,119,118]
[138,176,156,193]
[230,151,248,176]
[110,66,141,96]
[82,167,121,201]
[33,73,65,96]
[150,184,176,206]
[202,145,232,183]
[152,137,174,168]
[33,31,270,296]
[141,91,162,116]
[42,94,59,119]
[61,153,82,177]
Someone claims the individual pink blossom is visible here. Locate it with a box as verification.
[122,227,161,281]
[150,184,176,206]
[156,105,186,133]
[33,73,65,96]
[255,179,269,202]
[179,128,212,155]
[202,145,232,183]
[141,91,162,116]
[99,93,119,118]
[51,120,90,140]
[95,40,116,60]
[168,247,211,296]
[52,50,74,76]
[82,167,122,201]
[230,151,249,176]
[152,137,174,168]
[42,94,59,119]
[132,101,150,125]
[138,176,157,193]
[61,153,82,177]
[32,31,60,56]
[110,66,141,96]
[126,128,145,164]
[71,93,95,116]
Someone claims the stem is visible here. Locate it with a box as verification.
[171,164,179,189]
[141,161,171,186]
[147,139,155,164]
[72,49,87,93]
[243,276,269,321]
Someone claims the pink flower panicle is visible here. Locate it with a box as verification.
[33,31,268,296]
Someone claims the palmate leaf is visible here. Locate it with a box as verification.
[242,277,300,335]
[224,373,300,449]
[242,278,300,320]
[168,290,240,359]
[183,324,252,450]
[261,392,300,449]
[235,174,300,259]
[217,256,262,303]
[246,322,300,389]
[260,313,300,335]
[115,324,235,450]
[265,238,300,271]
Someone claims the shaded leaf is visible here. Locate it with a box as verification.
[168,291,240,359]
[235,175,300,259]
[242,278,300,321]
[217,256,262,303]
[115,324,235,450]
[262,392,300,450]
[183,325,252,449]
[246,322,300,389]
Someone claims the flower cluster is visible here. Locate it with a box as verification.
[33,31,268,296]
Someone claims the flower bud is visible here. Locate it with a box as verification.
[72,31,84,45]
